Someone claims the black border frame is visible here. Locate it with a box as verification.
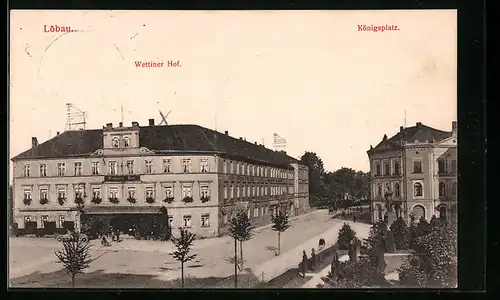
[5,0,486,298]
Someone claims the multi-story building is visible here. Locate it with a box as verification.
[367,121,457,224]
[11,120,309,237]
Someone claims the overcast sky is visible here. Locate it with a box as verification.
[9,10,457,175]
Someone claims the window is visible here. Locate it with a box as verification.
[223,160,227,173]
[168,215,174,226]
[200,185,209,198]
[230,161,234,173]
[375,163,381,176]
[248,186,251,197]
[242,185,246,197]
[109,187,118,199]
[41,215,49,226]
[108,161,117,175]
[413,161,422,174]
[377,184,382,197]
[127,187,136,199]
[57,163,66,176]
[24,216,32,223]
[236,162,240,174]
[74,186,83,198]
[438,159,447,174]
[23,188,32,200]
[92,162,100,175]
[439,182,446,197]
[224,185,228,198]
[74,162,83,176]
[253,207,258,218]
[183,215,192,228]
[182,159,191,173]
[451,160,457,174]
[92,188,101,199]
[182,185,192,198]
[146,186,154,198]
[384,162,390,176]
[145,160,153,174]
[163,159,171,173]
[58,216,66,227]
[201,159,209,172]
[40,189,48,200]
[57,188,66,199]
[237,185,241,198]
[394,161,400,175]
[23,164,31,177]
[112,137,119,148]
[230,185,234,198]
[124,160,134,174]
[413,182,423,197]
[201,214,210,227]
[395,183,401,197]
[451,181,457,196]
[164,186,174,198]
[123,137,130,147]
[39,164,47,177]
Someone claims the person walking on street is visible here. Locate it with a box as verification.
[353,214,357,223]
[300,250,308,278]
[310,248,316,271]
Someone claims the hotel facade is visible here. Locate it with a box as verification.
[11,120,309,237]
[367,121,458,224]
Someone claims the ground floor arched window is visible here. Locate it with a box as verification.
[438,205,447,219]
[413,205,426,221]
[376,204,383,220]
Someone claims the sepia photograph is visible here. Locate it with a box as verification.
[8,10,457,289]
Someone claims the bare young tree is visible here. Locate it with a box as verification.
[54,231,104,288]
[170,227,197,288]
[228,209,254,285]
[271,207,291,255]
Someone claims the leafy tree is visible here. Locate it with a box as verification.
[385,230,396,253]
[389,217,410,250]
[170,228,197,288]
[300,152,325,201]
[54,231,103,288]
[271,208,291,255]
[228,209,254,286]
[337,223,357,250]
[416,216,433,238]
[364,220,388,252]
[398,215,457,288]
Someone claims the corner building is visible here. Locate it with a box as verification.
[367,121,457,224]
[11,120,309,238]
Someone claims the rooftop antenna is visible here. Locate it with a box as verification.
[159,109,172,125]
[65,102,87,131]
[273,133,287,152]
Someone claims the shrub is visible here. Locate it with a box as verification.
[91,197,102,204]
[164,197,175,204]
[58,197,67,206]
[389,217,411,250]
[108,197,119,204]
[363,220,388,252]
[146,197,155,204]
[416,216,432,237]
[337,223,356,250]
[200,196,211,203]
[323,256,389,288]
[127,197,137,204]
[40,198,49,205]
[23,198,32,205]
[398,216,457,288]
[182,196,194,204]
[385,230,396,253]
[75,197,84,205]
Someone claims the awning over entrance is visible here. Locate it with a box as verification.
[82,206,165,215]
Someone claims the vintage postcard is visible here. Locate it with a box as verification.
[8,10,457,289]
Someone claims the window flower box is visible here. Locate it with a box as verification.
[23,198,32,206]
[146,197,155,204]
[182,196,194,204]
[163,197,175,204]
[75,197,84,205]
[91,197,102,204]
[39,198,49,205]
[109,197,119,204]
[58,197,67,206]
[127,197,137,204]
[200,196,211,203]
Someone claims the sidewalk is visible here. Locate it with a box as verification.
[301,255,350,288]
[251,221,370,282]
[93,209,325,254]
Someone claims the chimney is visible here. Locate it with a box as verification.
[148,119,155,126]
[56,131,60,135]
[416,122,422,127]
[106,123,113,129]
[452,121,457,131]
[132,121,139,127]
[119,122,123,127]
[254,142,257,145]
[225,131,228,135]
[239,137,242,140]
[31,137,38,148]
[400,126,404,132]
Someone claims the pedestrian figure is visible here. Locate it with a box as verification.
[310,248,316,271]
[353,214,357,223]
[300,250,308,277]
[319,238,325,249]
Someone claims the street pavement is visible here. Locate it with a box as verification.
[9,209,365,286]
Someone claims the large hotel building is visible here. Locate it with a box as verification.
[367,121,458,224]
[11,120,309,237]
